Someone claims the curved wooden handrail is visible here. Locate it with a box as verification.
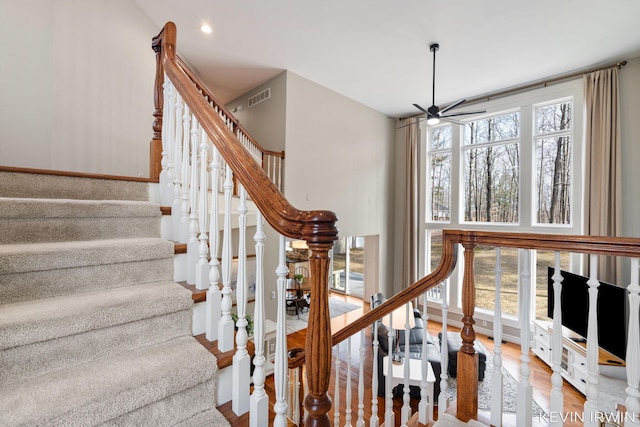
[155,22,335,243]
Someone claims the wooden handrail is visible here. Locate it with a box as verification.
[154,23,335,243]
[173,57,284,160]
[153,22,337,426]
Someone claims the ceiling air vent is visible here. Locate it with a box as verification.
[248,88,270,108]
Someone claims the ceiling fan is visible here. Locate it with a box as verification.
[413,43,485,125]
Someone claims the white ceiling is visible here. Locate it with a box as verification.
[135,0,640,118]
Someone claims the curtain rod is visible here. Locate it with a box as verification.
[403,59,628,119]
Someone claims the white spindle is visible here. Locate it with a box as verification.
[205,147,221,341]
[356,330,365,427]
[345,337,353,427]
[250,212,267,427]
[186,115,199,284]
[273,235,288,427]
[334,343,341,427]
[232,185,250,415]
[159,78,170,206]
[195,127,210,290]
[179,104,191,243]
[370,318,380,427]
[217,164,234,352]
[491,248,504,427]
[438,280,450,416]
[384,311,395,427]
[401,304,412,426]
[584,254,601,427]
[171,95,183,244]
[626,258,640,426]
[516,249,533,427]
[550,252,565,427]
[419,292,430,423]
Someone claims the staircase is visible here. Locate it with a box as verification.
[0,170,229,426]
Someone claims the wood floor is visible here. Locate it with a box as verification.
[215,293,587,426]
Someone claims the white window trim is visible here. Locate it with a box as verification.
[420,78,585,333]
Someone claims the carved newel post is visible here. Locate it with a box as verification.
[458,237,479,422]
[150,34,164,181]
[304,241,334,427]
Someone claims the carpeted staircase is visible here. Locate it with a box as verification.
[0,170,229,426]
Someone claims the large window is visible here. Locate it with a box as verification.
[422,80,584,324]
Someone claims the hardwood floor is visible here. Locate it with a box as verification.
[214,293,587,426]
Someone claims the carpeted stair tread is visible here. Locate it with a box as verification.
[0,281,193,350]
[1,257,173,304]
[0,336,217,426]
[0,310,192,385]
[0,197,161,218]
[0,171,149,201]
[0,238,174,274]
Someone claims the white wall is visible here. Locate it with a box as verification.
[0,0,158,177]
[283,71,396,294]
[620,56,640,240]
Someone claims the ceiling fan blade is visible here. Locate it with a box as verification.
[441,117,466,125]
[413,103,430,115]
[441,109,486,118]
[440,98,466,114]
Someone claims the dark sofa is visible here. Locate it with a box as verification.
[370,293,442,399]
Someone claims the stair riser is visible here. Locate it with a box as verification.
[0,337,216,426]
[0,171,149,201]
[0,310,192,385]
[103,379,216,426]
[0,258,173,304]
[0,217,161,244]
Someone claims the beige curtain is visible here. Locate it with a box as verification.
[401,117,420,288]
[583,67,622,284]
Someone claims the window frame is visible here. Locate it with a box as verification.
[420,79,584,330]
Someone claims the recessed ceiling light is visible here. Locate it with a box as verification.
[200,24,212,34]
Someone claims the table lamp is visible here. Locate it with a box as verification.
[381,302,415,365]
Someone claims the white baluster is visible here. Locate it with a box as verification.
[179,103,191,243]
[384,311,395,427]
[370,317,380,427]
[438,280,450,416]
[419,292,430,424]
[171,95,183,244]
[334,342,341,427]
[516,249,533,427]
[250,212,267,427]
[625,258,640,426]
[165,80,177,208]
[345,337,352,427]
[217,165,234,352]
[159,78,170,206]
[232,185,249,415]
[491,248,504,427]
[205,147,221,341]
[549,252,565,427]
[356,330,365,427]
[273,235,289,427]
[584,254,601,427]
[186,114,199,284]
[195,127,209,290]
[401,303,412,426]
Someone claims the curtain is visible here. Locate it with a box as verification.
[583,67,622,284]
[401,117,420,289]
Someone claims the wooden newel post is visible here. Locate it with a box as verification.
[304,241,334,427]
[458,239,479,422]
[149,33,164,181]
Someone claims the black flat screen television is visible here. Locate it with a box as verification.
[547,267,627,360]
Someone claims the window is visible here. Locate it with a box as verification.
[421,80,584,323]
[463,112,520,223]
